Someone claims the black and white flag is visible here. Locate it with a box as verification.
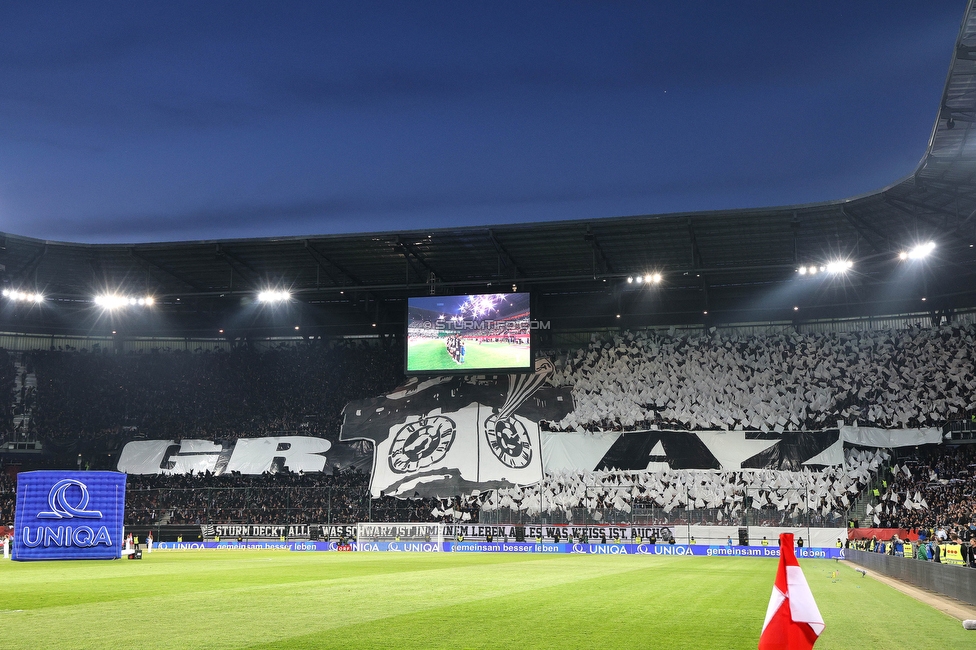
[340,359,574,497]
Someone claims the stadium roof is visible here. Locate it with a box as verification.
[3,2,976,338]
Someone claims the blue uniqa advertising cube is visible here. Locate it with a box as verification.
[13,471,127,561]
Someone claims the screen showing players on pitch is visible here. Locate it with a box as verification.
[406,293,532,374]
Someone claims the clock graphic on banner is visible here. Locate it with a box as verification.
[484,414,532,469]
[388,415,456,474]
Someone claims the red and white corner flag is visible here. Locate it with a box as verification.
[758,533,825,650]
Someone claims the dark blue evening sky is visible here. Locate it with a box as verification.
[0,1,966,243]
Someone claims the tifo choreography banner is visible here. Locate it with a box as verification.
[13,471,126,561]
[117,436,371,475]
[340,359,574,497]
[116,358,940,499]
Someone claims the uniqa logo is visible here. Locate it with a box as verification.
[37,479,103,519]
[21,525,113,548]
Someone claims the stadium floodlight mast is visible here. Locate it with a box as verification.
[2,289,44,303]
[898,241,936,261]
[257,290,291,303]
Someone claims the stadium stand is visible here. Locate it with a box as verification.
[127,469,414,525]
[479,448,888,527]
[1,319,975,532]
[875,445,976,532]
[549,325,976,433]
[23,340,402,458]
[0,471,14,526]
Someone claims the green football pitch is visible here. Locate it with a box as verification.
[407,339,530,371]
[0,552,968,649]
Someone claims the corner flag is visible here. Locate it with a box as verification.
[758,533,825,650]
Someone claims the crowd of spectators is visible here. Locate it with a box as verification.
[125,469,468,527]
[874,445,976,535]
[481,448,885,526]
[550,325,976,433]
[4,322,976,529]
[849,529,976,568]
[16,324,976,454]
[0,349,17,447]
[0,472,14,526]
[21,339,402,459]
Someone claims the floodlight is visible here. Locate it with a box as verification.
[3,289,44,303]
[626,277,633,283]
[634,276,643,284]
[904,241,936,260]
[94,293,154,309]
[257,290,291,303]
[95,294,126,309]
[650,273,662,284]
[798,266,807,275]
[825,260,852,274]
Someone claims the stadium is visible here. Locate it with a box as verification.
[4,3,976,650]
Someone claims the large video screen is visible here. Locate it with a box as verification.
[406,293,532,374]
